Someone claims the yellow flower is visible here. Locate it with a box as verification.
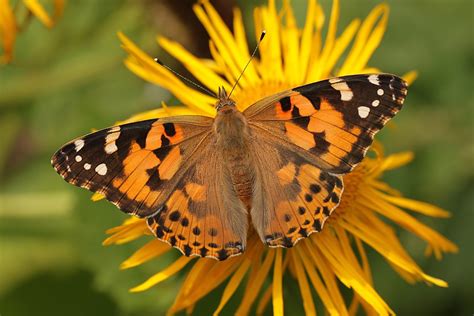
[0,0,64,64]
[102,0,457,315]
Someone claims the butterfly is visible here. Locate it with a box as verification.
[51,73,407,260]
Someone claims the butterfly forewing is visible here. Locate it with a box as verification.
[51,116,213,217]
[245,73,408,174]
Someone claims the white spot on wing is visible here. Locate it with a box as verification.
[84,163,91,170]
[74,139,85,152]
[329,77,343,84]
[331,81,353,101]
[95,163,107,176]
[368,74,380,86]
[340,91,353,101]
[358,106,371,118]
[105,127,121,154]
[75,155,82,162]
[105,143,118,154]
[377,89,384,96]
[372,100,380,107]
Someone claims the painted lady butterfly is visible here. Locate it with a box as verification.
[52,73,407,260]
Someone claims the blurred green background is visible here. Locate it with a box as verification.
[0,0,472,315]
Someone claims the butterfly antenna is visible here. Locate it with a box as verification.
[228,30,266,98]
[154,58,217,98]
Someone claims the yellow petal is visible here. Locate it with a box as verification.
[120,239,171,269]
[256,284,273,316]
[23,0,53,28]
[353,6,389,71]
[272,248,284,316]
[378,151,414,172]
[257,0,284,82]
[280,0,300,85]
[175,256,246,311]
[297,244,339,315]
[362,188,458,258]
[354,236,373,284]
[130,256,193,292]
[53,0,65,18]
[200,1,259,85]
[339,4,389,74]
[193,4,245,87]
[327,18,360,77]
[380,194,451,218]
[124,56,216,116]
[169,259,216,313]
[236,250,275,315]
[103,218,149,246]
[233,7,250,58]
[403,70,418,85]
[91,192,105,201]
[199,58,222,74]
[304,239,349,316]
[158,36,231,94]
[118,32,216,116]
[0,0,16,64]
[213,259,251,315]
[120,105,200,124]
[341,206,452,285]
[291,251,316,316]
[312,233,394,316]
[299,0,316,83]
[208,40,235,91]
[307,0,339,81]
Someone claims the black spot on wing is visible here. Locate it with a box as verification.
[312,131,330,154]
[280,96,292,112]
[183,244,192,256]
[145,167,162,190]
[152,142,172,161]
[200,247,208,257]
[169,211,181,221]
[180,217,189,227]
[313,220,322,232]
[217,249,229,260]
[192,227,201,236]
[292,112,311,130]
[163,123,176,136]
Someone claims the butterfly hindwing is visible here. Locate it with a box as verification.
[146,135,248,260]
[245,73,408,174]
[248,133,343,247]
[51,116,213,217]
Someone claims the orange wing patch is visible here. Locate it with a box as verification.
[284,122,315,150]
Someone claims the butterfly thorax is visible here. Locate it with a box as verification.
[214,104,254,209]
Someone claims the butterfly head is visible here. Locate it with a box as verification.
[216,86,236,111]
